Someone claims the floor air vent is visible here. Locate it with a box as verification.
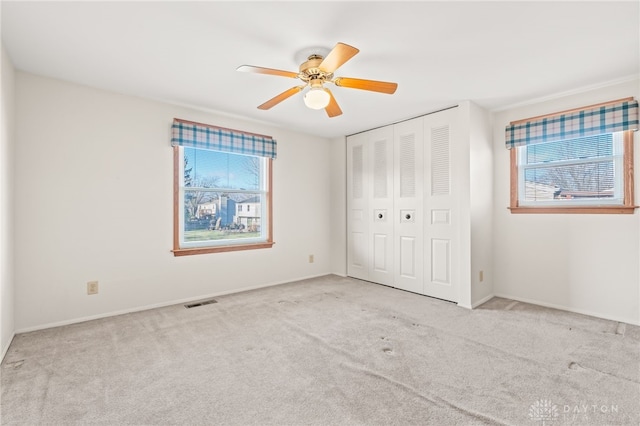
[184,298,218,309]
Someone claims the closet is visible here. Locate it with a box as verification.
[347,106,469,303]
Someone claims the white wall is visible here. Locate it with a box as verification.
[14,72,333,332]
[329,136,347,276]
[492,78,640,325]
[12,70,638,332]
[454,101,494,309]
[1,44,16,357]
[468,102,494,307]
[454,103,473,308]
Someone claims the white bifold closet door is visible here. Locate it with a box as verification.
[423,108,457,302]
[393,118,424,294]
[346,126,394,286]
[346,131,369,281]
[367,126,394,286]
[347,107,459,303]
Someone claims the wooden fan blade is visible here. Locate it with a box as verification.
[319,42,359,73]
[334,77,398,94]
[257,86,304,110]
[237,65,299,79]
[324,89,342,118]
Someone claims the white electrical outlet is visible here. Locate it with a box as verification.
[87,281,99,295]
[308,254,314,263]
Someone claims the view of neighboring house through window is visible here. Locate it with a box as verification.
[178,146,269,250]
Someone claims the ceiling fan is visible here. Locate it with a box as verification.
[237,42,398,118]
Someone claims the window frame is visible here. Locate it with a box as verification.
[172,146,274,256]
[509,130,635,214]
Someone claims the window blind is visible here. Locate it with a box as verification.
[520,133,620,203]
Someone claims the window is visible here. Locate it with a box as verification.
[171,119,275,255]
[507,98,638,214]
[517,132,625,206]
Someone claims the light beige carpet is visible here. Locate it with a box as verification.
[1,275,639,425]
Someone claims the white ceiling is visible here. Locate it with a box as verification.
[2,1,638,139]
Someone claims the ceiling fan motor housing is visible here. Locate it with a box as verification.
[299,55,333,83]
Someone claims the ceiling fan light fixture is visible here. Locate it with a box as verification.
[238,42,397,118]
[303,87,331,110]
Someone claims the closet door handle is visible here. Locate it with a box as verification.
[405,214,411,220]
[378,213,383,219]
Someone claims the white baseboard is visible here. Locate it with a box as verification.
[17,276,637,334]
[15,273,333,334]
[471,293,495,309]
[493,292,640,326]
[1,333,15,363]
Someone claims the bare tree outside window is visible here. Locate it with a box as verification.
[521,133,618,202]
[242,156,260,188]
[184,175,220,220]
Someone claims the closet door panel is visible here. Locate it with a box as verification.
[399,236,416,278]
[368,126,394,285]
[424,108,458,302]
[393,118,424,293]
[347,133,369,280]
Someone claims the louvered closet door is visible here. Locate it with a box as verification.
[423,108,458,302]
[347,132,369,281]
[367,126,394,286]
[393,118,424,293]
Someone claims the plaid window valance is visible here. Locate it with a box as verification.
[171,118,277,159]
[505,98,638,149]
